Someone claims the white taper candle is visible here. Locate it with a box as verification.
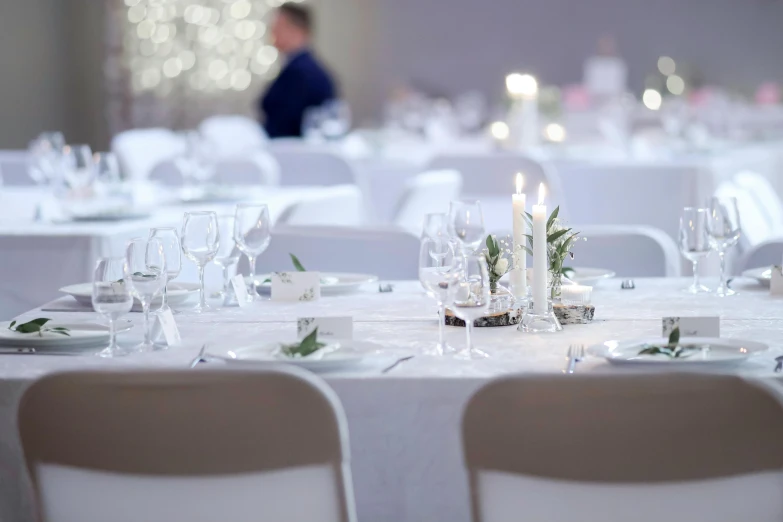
[532,183,547,314]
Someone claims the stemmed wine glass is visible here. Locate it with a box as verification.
[93,152,122,195]
[149,227,182,312]
[447,254,490,359]
[706,197,741,297]
[234,203,271,300]
[125,238,167,352]
[61,144,95,191]
[422,212,449,240]
[92,257,133,357]
[181,211,220,312]
[419,237,455,355]
[214,214,241,305]
[448,201,485,255]
[679,207,711,293]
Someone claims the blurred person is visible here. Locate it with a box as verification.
[582,34,628,102]
[258,3,336,138]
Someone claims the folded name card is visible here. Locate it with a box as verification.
[157,308,181,346]
[771,266,783,296]
[662,317,720,338]
[271,272,320,302]
[297,316,353,340]
[230,274,250,307]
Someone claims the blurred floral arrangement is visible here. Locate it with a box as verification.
[480,234,512,292]
[521,207,581,299]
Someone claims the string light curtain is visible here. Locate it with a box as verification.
[105,0,299,133]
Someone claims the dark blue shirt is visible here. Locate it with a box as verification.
[260,49,336,138]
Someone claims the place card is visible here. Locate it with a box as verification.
[297,316,353,340]
[662,317,720,338]
[230,274,250,307]
[157,308,181,346]
[770,266,783,296]
[271,272,320,302]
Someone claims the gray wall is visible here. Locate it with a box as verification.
[1,0,782,147]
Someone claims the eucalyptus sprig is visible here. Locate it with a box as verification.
[481,235,511,291]
[8,318,70,337]
[280,328,326,358]
[637,327,699,358]
[520,206,581,278]
[263,254,306,284]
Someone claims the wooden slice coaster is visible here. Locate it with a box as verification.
[554,304,595,324]
[444,308,522,327]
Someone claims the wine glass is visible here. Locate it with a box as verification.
[679,207,711,294]
[419,237,455,355]
[706,197,741,297]
[92,257,133,357]
[447,254,490,359]
[234,203,271,300]
[125,238,167,352]
[422,212,449,240]
[149,227,182,312]
[93,152,121,186]
[181,211,220,312]
[448,201,485,255]
[214,214,241,305]
[61,144,95,191]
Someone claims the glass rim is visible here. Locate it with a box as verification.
[183,210,218,216]
[235,202,269,209]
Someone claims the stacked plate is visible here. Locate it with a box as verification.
[60,282,199,308]
[251,273,378,296]
[0,322,119,353]
[742,267,772,287]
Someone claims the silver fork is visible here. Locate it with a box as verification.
[189,344,208,368]
[563,345,586,374]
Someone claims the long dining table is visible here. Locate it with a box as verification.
[1,277,782,522]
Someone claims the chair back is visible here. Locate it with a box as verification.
[463,373,783,522]
[19,368,356,522]
[714,180,774,249]
[269,146,357,186]
[199,115,268,157]
[111,128,184,181]
[276,185,364,227]
[212,151,281,186]
[737,239,783,273]
[733,170,783,235]
[0,150,35,186]
[393,170,462,234]
[574,224,680,276]
[255,225,419,279]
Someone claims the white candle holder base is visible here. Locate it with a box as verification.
[518,300,563,333]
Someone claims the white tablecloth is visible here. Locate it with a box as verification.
[1,277,782,522]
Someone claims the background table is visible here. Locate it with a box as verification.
[1,278,782,522]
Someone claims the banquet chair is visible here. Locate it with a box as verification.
[0,150,35,185]
[714,180,774,249]
[733,171,783,235]
[18,368,357,522]
[252,225,419,279]
[737,238,783,273]
[426,153,564,232]
[269,146,357,186]
[462,373,783,522]
[111,128,185,181]
[276,185,364,227]
[393,169,462,234]
[199,115,268,157]
[490,225,680,277]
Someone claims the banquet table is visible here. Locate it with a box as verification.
[1,277,783,522]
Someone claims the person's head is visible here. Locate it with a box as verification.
[271,3,313,54]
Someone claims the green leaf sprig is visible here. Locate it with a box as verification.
[8,318,70,337]
[482,235,510,290]
[262,254,306,284]
[637,327,700,358]
[280,328,326,358]
[520,206,580,282]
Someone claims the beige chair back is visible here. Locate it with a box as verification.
[19,368,356,521]
[463,374,783,521]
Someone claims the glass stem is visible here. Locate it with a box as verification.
[692,259,700,288]
[465,321,473,354]
[222,265,230,293]
[108,317,116,352]
[437,302,446,346]
[198,265,206,308]
[718,251,727,290]
[248,255,257,296]
[142,302,152,346]
[162,285,168,309]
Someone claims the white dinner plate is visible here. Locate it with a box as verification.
[0,321,117,350]
[60,282,199,307]
[566,267,616,286]
[742,267,772,287]
[210,340,382,372]
[250,272,379,296]
[68,211,151,222]
[588,336,767,368]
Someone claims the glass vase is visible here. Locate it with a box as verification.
[488,284,513,314]
[548,270,564,302]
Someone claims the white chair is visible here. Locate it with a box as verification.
[199,115,268,157]
[0,150,35,186]
[714,180,774,249]
[733,170,783,235]
[111,128,185,181]
[276,185,364,227]
[463,373,783,522]
[393,170,462,234]
[269,146,357,186]
[252,225,420,279]
[212,151,281,186]
[19,368,357,522]
[490,224,680,277]
[737,238,783,273]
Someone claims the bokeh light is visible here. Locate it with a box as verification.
[642,89,663,110]
[490,121,510,140]
[666,74,685,95]
[657,56,676,76]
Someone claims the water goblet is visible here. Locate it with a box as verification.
[706,197,741,297]
[447,254,490,359]
[61,144,95,191]
[149,227,182,312]
[234,203,271,300]
[92,257,133,357]
[214,214,241,305]
[125,237,167,351]
[679,207,711,293]
[181,211,220,312]
[419,237,455,355]
[448,200,485,255]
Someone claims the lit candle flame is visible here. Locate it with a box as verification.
[538,183,546,205]
[515,173,524,195]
